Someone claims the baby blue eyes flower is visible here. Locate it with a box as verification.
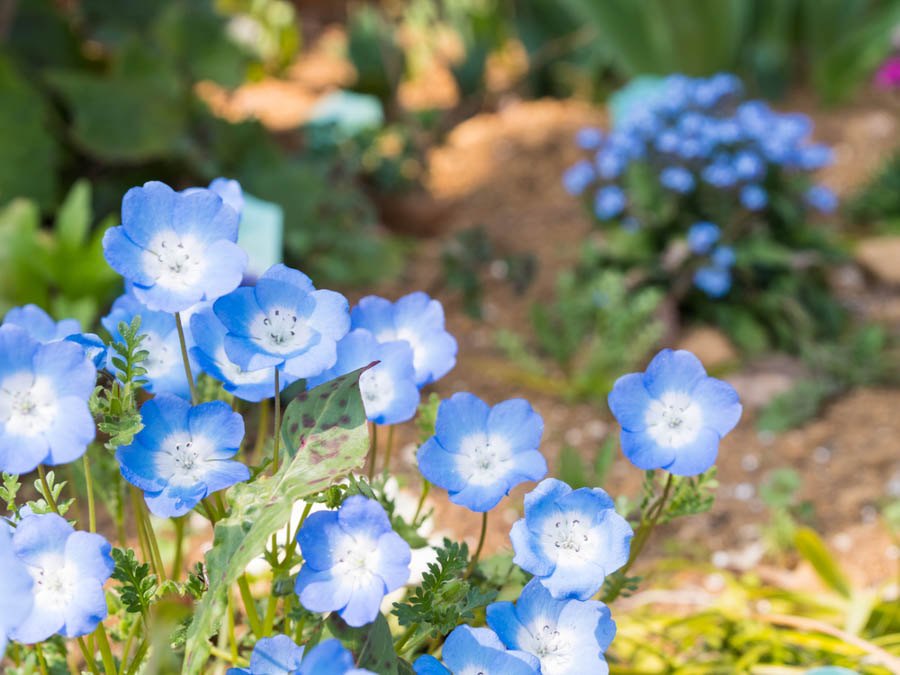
[595,150,625,180]
[593,186,626,219]
[413,625,539,675]
[9,513,114,643]
[103,180,248,312]
[659,166,695,193]
[575,127,604,150]
[102,291,197,399]
[562,160,595,196]
[350,292,457,388]
[740,184,768,211]
[417,393,547,512]
[208,177,245,218]
[486,578,616,675]
[306,329,419,426]
[116,394,249,518]
[225,635,374,675]
[694,266,732,297]
[0,325,96,474]
[214,264,350,380]
[0,526,33,653]
[608,349,742,476]
[733,150,764,180]
[294,495,411,628]
[509,478,632,601]
[806,185,838,214]
[190,306,291,403]
[711,245,736,268]
[687,222,720,254]
[798,143,834,170]
[2,304,80,342]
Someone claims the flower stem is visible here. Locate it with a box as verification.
[602,472,674,604]
[37,465,60,515]
[174,311,197,405]
[83,453,96,533]
[118,618,141,675]
[367,422,378,481]
[35,643,51,675]
[228,587,238,664]
[393,622,419,653]
[140,499,167,582]
[76,637,101,675]
[253,400,269,463]
[413,480,430,523]
[95,624,117,675]
[237,574,264,637]
[209,646,248,668]
[383,425,395,474]
[464,512,489,580]
[171,515,185,579]
[272,369,281,475]
[130,487,153,571]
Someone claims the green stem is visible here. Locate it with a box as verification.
[115,475,127,547]
[174,312,197,405]
[253,400,270,463]
[171,515,186,579]
[125,637,150,675]
[210,646,248,668]
[464,512,488,580]
[214,491,227,518]
[118,619,141,675]
[95,624,117,675]
[201,497,220,525]
[140,498,167,581]
[294,613,306,644]
[602,473,674,604]
[262,593,279,637]
[37,465,60,515]
[130,487,153,572]
[228,587,238,664]
[35,643,51,675]
[393,622,419,654]
[84,453,96,532]
[367,423,378,481]
[413,480,430,522]
[272,369,281,475]
[237,574,265,637]
[76,637,101,675]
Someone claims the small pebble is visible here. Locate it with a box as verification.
[860,505,878,524]
[741,454,760,472]
[734,482,755,501]
[812,446,831,464]
[833,533,853,552]
[489,259,509,280]
[565,428,584,446]
[586,420,607,439]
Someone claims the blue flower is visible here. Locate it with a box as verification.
[711,245,736,268]
[0,526,33,653]
[102,291,197,399]
[214,264,350,380]
[694,266,732,297]
[0,325,96,474]
[575,127,604,150]
[733,150,764,181]
[593,186,626,219]
[103,181,248,312]
[189,306,291,402]
[595,150,626,180]
[740,184,768,211]
[687,222,720,254]
[413,625,539,675]
[294,496,410,627]
[608,349,742,475]
[64,333,108,368]
[798,144,834,170]
[655,129,680,153]
[208,177,245,218]
[509,479,632,600]
[806,185,838,213]
[701,161,737,188]
[417,393,546,512]
[2,304,80,342]
[350,293,457,388]
[306,329,419,425]
[659,166,695,193]
[225,636,375,675]
[561,160,595,196]
[116,394,248,518]
[487,578,616,675]
[9,513,114,643]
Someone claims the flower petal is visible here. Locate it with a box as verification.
[416,438,467,493]
[486,399,543,453]
[663,427,721,476]
[607,372,653,432]
[434,392,490,453]
[620,430,676,471]
[188,401,244,452]
[642,349,707,398]
[690,377,742,437]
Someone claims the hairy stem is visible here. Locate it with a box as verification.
[37,465,60,515]
[393,622,419,654]
[171,515,185,580]
[174,312,197,405]
[75,637,101,675]
[83,453,96,532]
[95,624,117,675]
[464,512,489,580]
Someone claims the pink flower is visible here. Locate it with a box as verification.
[875,56,900,89]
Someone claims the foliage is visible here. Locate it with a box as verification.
[111,548,158,617]
[0,181,120,326]
[556,437,617,490]
[849,149,900,231]
[440,225,537,318]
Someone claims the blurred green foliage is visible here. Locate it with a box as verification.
[0,181,119,327]
[850,150,900,232]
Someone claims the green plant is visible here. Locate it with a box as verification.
[849,149,900,231]
[759,467,816,554]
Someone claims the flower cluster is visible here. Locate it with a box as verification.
[563,73,838,304]
[227,635,374,675]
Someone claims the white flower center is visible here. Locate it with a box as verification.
[30,555,78,612]
[215,347,271,386]
[142,332,178,379]
[333,534,380,584]
[548,516,591,554]
[377,327,426,373]
[644,391,703,447]
[0,373,57,436]
[156,432,214,485]
[359,367,395,417]
[523,621,574,673]
[143,232,206,289]
[455,433,513,487]
[250,307,311,355]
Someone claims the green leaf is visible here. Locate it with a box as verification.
[326,614,414,675]
[181,367,372,674]
[54,179,92,249]
[794,527,852,599]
